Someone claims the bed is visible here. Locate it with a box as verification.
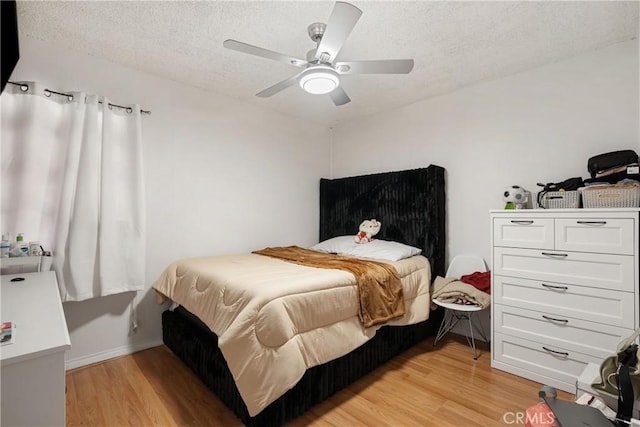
[157,164,446,426]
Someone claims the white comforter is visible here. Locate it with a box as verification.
[152,253,432,416]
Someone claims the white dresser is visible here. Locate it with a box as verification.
[1,271,71,426]
[490,208,640,393]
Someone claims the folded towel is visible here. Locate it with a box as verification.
[431,276,491,309]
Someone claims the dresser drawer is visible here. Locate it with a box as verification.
[493,304,632,359]
[494,247,635,291]
[555,218,635,255]
[493,332,601,390]
[493,218,554,249]
[493,275,635,328]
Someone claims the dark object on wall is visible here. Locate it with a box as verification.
[588,150,639,179]
[1,0,20,93]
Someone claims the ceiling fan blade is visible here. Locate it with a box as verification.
[315,2,362,63]
[335,59,414,75]
[223,39,308,67]
[256,73,302,98]
[329,86,351,106]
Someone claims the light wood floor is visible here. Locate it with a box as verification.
[66,335,572,426]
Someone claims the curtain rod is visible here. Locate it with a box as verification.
[7,81,151,115]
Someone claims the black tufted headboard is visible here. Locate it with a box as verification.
[319,165,446,279]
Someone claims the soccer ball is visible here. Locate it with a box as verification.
[503,185,529,209]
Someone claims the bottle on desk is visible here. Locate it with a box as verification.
[9,234,29,257]
[0,235,9,258]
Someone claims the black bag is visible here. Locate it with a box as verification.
[588,150,639,178]
[592,327,640,425]
[537,177,584,193]
[617,344,639,424]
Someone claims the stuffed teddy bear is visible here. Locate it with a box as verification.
[354,219,381,243]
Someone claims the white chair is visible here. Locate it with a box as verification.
[432,254,489,360]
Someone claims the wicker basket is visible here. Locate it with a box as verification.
[537,190,581,209]
[582,184,640,208]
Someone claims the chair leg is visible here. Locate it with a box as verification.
[466,311,491,360]
[434,309,488,360]
[433,309,460,347]
[466,312,479,360]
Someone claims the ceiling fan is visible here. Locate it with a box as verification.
[223,1,414,106]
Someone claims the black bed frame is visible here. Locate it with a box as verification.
[162,165,446,426]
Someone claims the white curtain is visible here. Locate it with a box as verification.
[1,82,145,302]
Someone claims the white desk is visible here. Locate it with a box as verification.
[1,271,71,426]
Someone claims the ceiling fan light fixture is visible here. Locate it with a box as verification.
[299,67,340,95]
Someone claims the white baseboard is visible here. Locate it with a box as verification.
[65,338,164,371]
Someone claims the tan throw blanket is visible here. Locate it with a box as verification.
[431,276,490,309]
[253,246,405,327]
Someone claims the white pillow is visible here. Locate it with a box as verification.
[311,236,422,262]
[310,236,359,254]
[347,239,422,262]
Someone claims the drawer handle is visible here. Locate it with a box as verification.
[541,283,568,291]
[542,346,569,357]
[542,315,569,324]
[541,252,568,258]
[576,221,607,225]
[510,220,534,225]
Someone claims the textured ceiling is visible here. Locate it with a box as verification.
[16,1,639,127]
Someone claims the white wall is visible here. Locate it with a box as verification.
[8,36,331,368]
[330,40,638,338]
[331,40,639,266]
